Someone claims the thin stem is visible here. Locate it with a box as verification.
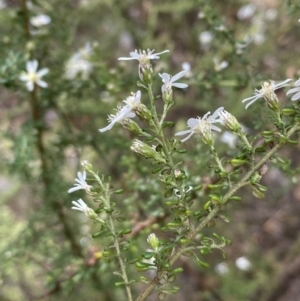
[102,184,133,301]
[238,132,252,150]
[20,0,30,39]
[211,146,225,172]
[135,122,299,301]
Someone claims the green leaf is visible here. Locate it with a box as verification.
[251,186,265,198]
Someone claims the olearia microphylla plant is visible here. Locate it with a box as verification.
[68,49,300,301]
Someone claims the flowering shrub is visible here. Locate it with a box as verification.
[1,1,300,301]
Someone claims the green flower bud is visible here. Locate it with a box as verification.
[147,233,159,251]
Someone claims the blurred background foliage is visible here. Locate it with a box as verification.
[1,0,300,300]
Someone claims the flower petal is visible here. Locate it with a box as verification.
[171,71,186,82]
[171,83,188,89]
[26,60,38,73]
[36,80,48,88]
[37,68,49,77]
[291,91,300,101]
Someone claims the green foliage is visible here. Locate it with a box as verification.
[1,1,300,301]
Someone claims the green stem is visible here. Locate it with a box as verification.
[147,85,188,212]
[135,122,299,301]
[211,146,225,172]
[238,132,252,150]
[103,185,133,301]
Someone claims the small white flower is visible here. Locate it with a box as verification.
[199,31,214,45]
[175,107,223,143]
[68,171,92,193]
[182,62,192,77]
[220,131,238,148]
[118,49,169,63]
[235,256,251,271]
[118,49,169,81]
[159,71,188,94]
[65,43,93,80]
[286,78,300,101]
[242,79,292,109]
[213,58,228,72]
[237,3,256,20]
[19,60,49,91]
[215,262,229,275]
[99,91,141,132]
[30,14,51,27]
[71,199,97,219]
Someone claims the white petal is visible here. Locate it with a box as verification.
[180,131,195,142]
[159,73,171,83]
[172,83,188,89]
[148,50,169,59]
[19,74,29,81]
[118,57,136,61]
[187,118,199,127]
[286,87,300,95]
[124,112,136,118]
[291,91,300,101]
[134,90,141,103]
[275,78,292,89]
[37,68,49,77]
[210,107,224,119]
[26,81,34,91]
[171,71,186,82]
[36,80,48,88]
[77,199,87,207]
[245,98,259,109]
[294,78,300,86]
[68,186,82,193]
[99,122,116,132]
[27,60,38,73]
[71,207,82,211]
[242,94,261,104]
[210,124,222,132]
[175,129,193,136]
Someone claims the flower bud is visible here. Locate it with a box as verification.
[131,140,166,163]
[139,63,153,84]
[121,118,142,134]
[147,233,159,251]
[219,110,241,132]
[135,103,152,122]
[261,82,281,111]
[199,120,215,146]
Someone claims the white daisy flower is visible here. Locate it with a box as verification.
[235,256,251,271]
[68,171,92,193]
[286,78,300,101]
[30,14,51,27]
[175,107,223,143]
[118,49,169,81]
[242,79,292,109]
[99,90,141,132]
[71,199,97,219]
[118,49,169,63]
[65,43,93,80]
[159,70,188,94]
[19,60,49,91]
[215,262,229,275]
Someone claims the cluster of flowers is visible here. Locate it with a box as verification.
[64,49,300,216]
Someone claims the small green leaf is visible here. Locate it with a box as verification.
[251,186,265,198]
[195,257,209,268]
